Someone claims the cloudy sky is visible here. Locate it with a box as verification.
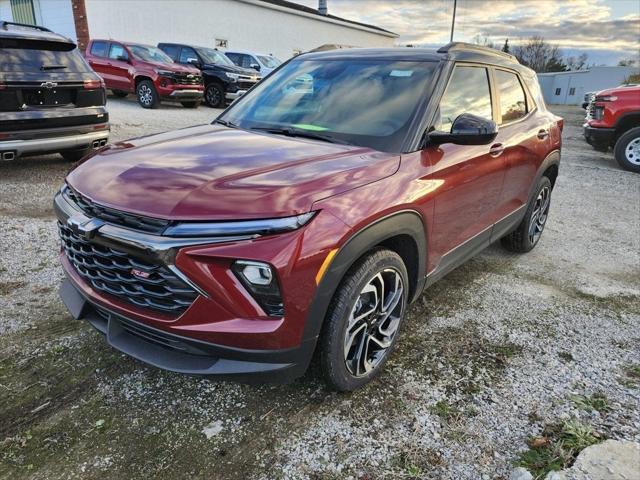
[297,0,640,66]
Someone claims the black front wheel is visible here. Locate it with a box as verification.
[320,248,409,391]
[136,80,159,109]
[204,84,225,108]
[614,127,640,173]
[501,176,552,253]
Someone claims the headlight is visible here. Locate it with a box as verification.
[155,69,175,77]
[225,72,239,82]
[232,260,283,317]
[163,212,316,237]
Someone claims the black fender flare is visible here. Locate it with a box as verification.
[301,210,427,343]
[527,149,561,201]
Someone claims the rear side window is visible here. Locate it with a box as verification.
[495,70,527,123]
[435,66,492,132]
[225,52,239,64]
[0,40,92,73]
[108,43,128,61]
[90,41,108,58]
[160,44,179,61]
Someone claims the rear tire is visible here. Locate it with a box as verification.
[204,83,225,108]
[613,127,640,173]
[180,101,199,108]
[136,80,159,109]
[111,90,128,98]
[60,148,91,162]
[320,248,409,391]
[501,176,552,253]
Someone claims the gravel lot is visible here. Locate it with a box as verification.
[1,100,639,480]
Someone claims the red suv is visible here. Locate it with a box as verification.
[85,39,203,108]
[583,85,640,172]
[55,44,562,391]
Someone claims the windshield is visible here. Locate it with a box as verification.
[197,47,234,66]
[129,45,173,63]
[0,43,92,73]
[220,58,437,152]
[258,55,281,68]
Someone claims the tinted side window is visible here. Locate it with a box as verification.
[495,70,527,123]
[160,44,179,61]
[435,66,492,132]
[108,43,128,61]
[90,41,108,58]
[237,54,252,68]
[226,52,239,65]
[179,47,198,64]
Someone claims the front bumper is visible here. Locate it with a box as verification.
[583,124,615,147]
[225,89,247,101]
[59,277,313,381]
[164,88,204,101]
[1,125,109,157]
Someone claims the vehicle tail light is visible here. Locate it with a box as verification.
[83,79,104,90]
[0,81,6,90]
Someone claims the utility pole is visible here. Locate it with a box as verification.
[450,0,457,42]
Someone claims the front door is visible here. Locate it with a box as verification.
[106,43,132,92]
[425,64,507,272]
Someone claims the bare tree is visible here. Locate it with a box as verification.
[565,53,589,71]
[512,36,567,73]
[618,59,637,67]
[471,34,495,50]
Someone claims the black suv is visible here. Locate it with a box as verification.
[0,22,109,162]
[157,43,261,108]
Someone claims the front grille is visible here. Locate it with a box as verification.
[237,80,258,90]
[59,223,199,314]
[63,186,169,234]
[174,73,202,85]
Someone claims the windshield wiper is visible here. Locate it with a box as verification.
[213,118,238,128]
[41,64,67,70]
[249,126,351,145]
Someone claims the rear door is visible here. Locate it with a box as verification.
[426,64,507,266]
[492,68,549,221]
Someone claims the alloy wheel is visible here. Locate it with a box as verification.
[625,137,640,166]
[343,268,405,377]
[138,85,153,106]
[528,185,551,245]
[206,86,222,107]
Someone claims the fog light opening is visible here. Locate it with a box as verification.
[232,260,284,317]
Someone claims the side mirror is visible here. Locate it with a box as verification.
[250,63,260,71]
[429,113,498,146]
[188,58,201,68]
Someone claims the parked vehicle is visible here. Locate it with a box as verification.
[0,21,108,161]
[581,92,595,109]
[224,50,282,76]
[55,43,562,390]
[158,43,261,108]
[583,85,640,172]
[84,39,204,108]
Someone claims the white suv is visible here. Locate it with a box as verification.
[224,50,282,76]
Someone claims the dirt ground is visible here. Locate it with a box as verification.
[0,100,638,480]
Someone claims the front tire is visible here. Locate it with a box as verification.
[501,176,552,253]
[614,127,640,173]
[136,80,159,109]
[204,83,225,108]
[320,249,409,391]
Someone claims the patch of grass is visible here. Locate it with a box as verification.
[0,280,27,296]
[620,364,640,388]
[516,420,601,479]
[430,400,462,423]
[570,392,610,413]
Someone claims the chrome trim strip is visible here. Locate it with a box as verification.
[1,130,109,155]
[167,265,210,299]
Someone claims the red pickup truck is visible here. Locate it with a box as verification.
[583,85,640,172]
[85,39,204,109]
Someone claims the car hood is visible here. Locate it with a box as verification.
[66,125,399,221]
[140,60,199,74]
[203,63,257,76]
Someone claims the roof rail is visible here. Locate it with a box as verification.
[1,20,52,32]
[438,42,516,61]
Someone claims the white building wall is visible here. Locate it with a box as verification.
[539,66,638,105]
[0,0,12,21]
[84,0,396,61]
[0,0,76,41]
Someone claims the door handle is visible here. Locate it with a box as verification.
[489,143,504,157]
[537,129,549,140]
